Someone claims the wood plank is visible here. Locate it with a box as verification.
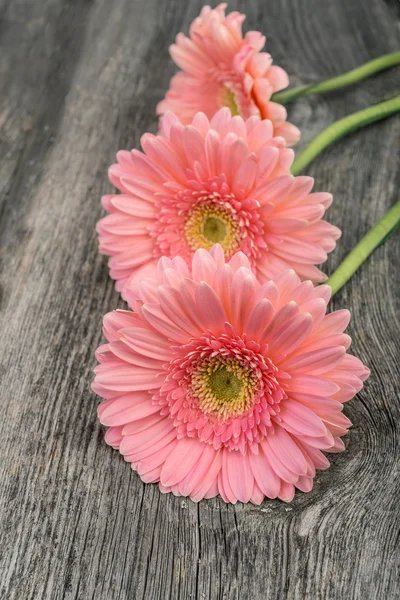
[0,0,399,598]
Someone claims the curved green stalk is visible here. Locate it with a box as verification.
[291,95,400,176]
[272,52,400,105]
[326,201,400,296]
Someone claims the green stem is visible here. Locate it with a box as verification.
[290,95,400,176]
[272,52,400,105]
[326,201,400,296]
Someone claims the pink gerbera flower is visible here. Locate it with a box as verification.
[92,246,369,504]
[97,109,340,299]
[156,3,300,145]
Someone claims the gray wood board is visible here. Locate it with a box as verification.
[0,0,399,598]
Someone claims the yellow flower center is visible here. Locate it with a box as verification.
[184,203,241,256]
[190,358,257,419]
[222,87,240,116]
[203,216,227,243]
[209,367,243,400]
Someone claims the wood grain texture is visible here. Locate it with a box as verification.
[0,0,399,598]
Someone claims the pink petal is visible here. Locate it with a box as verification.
[280,346,346,374]
[103,310,138,342]
[110,194,156,217]
[95,364,161,392]
[178,443,218,496]
[205,129,221,177]
[220,450,238,503]
[273,270,301,303]
[192,248,218,284]
[160,438,206,487]
[295,475,313,493]
[158,284,202,338]
[230,269,258,333]
[249,449,280,498]
[109,340,165,370]
[182,125,206,166]
[268,313,313,357]
[297,431,335,450]
[104,426,124,449]
[253,175,293,205]
[267,426,308,475]
[316,310,351,336]
[137,440,177,475]
[260,439,298,484]
[279,399,327,437]
[196,281,228,335]
[190,450,222,502]
[98,392,160,426]
[267,65,289,92]
[203,477,219,500]
[261,301,299,342]
[324,437,346,453]
[291,392,343,416]
[255,147,280,183]
[120,418,176,458]
[226,450,254,503]
[122,412,165,435]
[250,482,265,505]
[228,251,252,272]
[120,327,172,361]
[274,122,300,146]
[245,298,274,340]
[283,374,339,396]
[299,442,330,470]
[246,119,274,153]
[142,303,190,343]
[278,480,295,502]
[232,154,258,196]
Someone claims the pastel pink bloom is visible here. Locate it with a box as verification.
[92,246,369,504]
[156,3,300,146]
[97,109,340,299]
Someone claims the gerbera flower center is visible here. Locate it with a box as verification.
[190,358,258,419]
[155,332,287,453]
[213,72,260,119]
[183,202,241,255]
[209,367,242,398]
[203,216,227,243]
[152,176,265,266]
[220,87,240,116]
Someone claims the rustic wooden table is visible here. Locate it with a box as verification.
[0,1,399,598]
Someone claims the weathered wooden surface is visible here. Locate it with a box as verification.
[0,0,399,598]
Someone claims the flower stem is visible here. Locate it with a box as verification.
[272,52,400,105]
[290,95,400,176]
[326,201,400,296]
